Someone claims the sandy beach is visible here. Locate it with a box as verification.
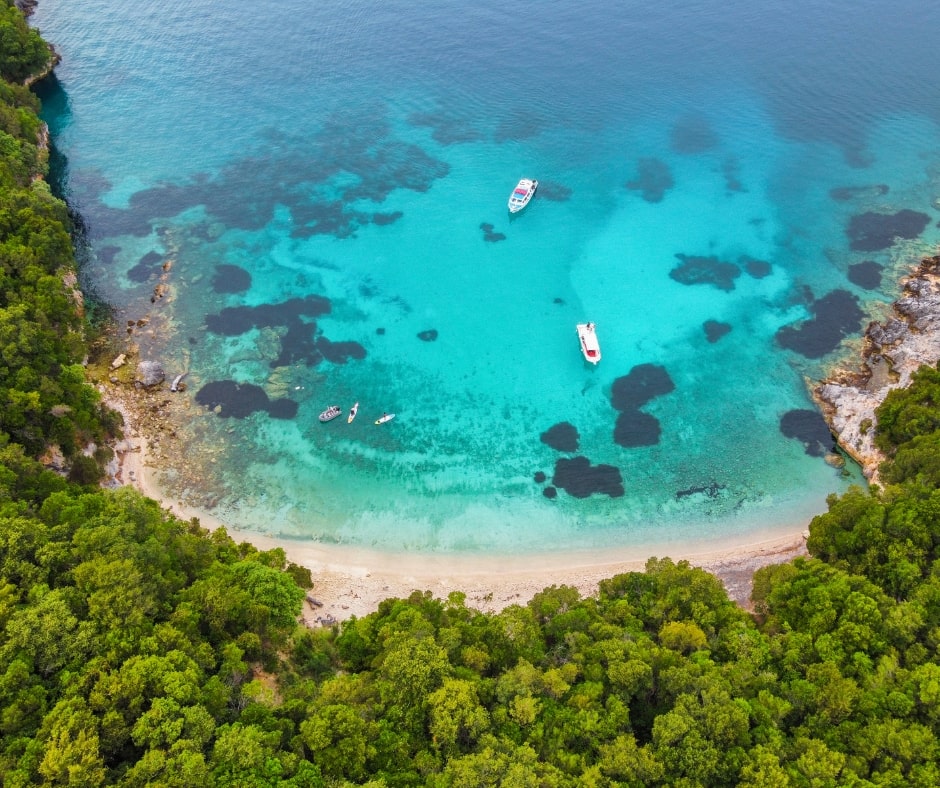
[105,384,810,625]
[95,248,940,628]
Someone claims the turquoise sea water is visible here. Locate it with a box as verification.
[33,0,940,553]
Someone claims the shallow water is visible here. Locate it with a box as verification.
[34,0,940,552]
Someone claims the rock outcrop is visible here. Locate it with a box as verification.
[136,360,166,388]
[815,253,940,482]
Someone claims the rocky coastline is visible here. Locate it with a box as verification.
[18,1,60,87]
[815,251,940,483]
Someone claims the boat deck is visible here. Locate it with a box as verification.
[576,322,601,364]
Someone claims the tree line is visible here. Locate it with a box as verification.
[1,2,940,784]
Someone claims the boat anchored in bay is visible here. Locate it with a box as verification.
[508,178,538,213]
[319,405,342,422]
[576,322,601,364]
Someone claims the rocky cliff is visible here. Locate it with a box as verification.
[815,253,940,482]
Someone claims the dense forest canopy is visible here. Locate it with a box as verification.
[1,3,940,784]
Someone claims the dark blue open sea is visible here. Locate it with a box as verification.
[34,0,940,553]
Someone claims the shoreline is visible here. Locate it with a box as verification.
[101,250,940,624]
[815,251,940,484]
[106,383,809,622]
[94,251,940,626]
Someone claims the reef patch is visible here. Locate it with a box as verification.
[847,260,883,290]
[610,363,675,449]
[127,251,164,283]
[722,156,744,192]
[480,222,506,243]
[195,380,298,419]
[671,114,718,154]
[552,456,624,499]
[829,184,889,202]
[613,410,661,448]
[315,337,367,365]
[847,209,930,252]
[372,211,403,226]
[205,295,331,336]
[211,264,251,294]
[742,257,772,278]
[540,422,580,453]
[98,245,120,265]
[703,320,732,343]
[670,253,741,291]
[408,110,483,145]
[611,364,676,411]
[676,481,725,500]
[626,157,673,203]
[776,289,863,359]
[87,106,451,240]
[204,295,365,368]
[534,180,572,202]
[780,409,834,457]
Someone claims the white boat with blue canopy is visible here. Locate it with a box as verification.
[508,178,538,213]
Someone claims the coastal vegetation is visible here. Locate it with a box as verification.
[1,3,940,784]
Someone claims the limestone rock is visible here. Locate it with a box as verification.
[265,366,292,400]
[111,353,127,370]
[136,360,165,388]
[866,318,906,347]
[38,444,66,472]
[815,254,940,482]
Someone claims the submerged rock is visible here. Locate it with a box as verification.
[848,260,883,290]
[846,209,930,252]
[776,289,863,359]
[540,422,579,452]
[670,253,741,292]
[626,157,673,203]
[552,456,624,499]
[703,320,732,343]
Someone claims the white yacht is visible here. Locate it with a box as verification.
[576,322,601,364]
[508,178,538,213]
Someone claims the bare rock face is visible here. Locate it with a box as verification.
[136,360,166,388]
[815,254,940,481]
[814,382,884,476]
[38,444,66,472]
[866,318,906,347]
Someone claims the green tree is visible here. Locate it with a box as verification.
[428,677,489,754]
[300,704,374,782]
[34,698,107,787]
[874,362,940,453]
[0,1,52,83]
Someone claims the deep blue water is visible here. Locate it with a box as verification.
[33,0,940,553]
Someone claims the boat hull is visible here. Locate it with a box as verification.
[576,322,601,364]
[319,405,342,422]
[508,178,538,213]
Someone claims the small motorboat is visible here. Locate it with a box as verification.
[347,401,359,424]
[375,412,396,425]
[319,405,342,422]
[576,322,601,364]
[508,178,538,213]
